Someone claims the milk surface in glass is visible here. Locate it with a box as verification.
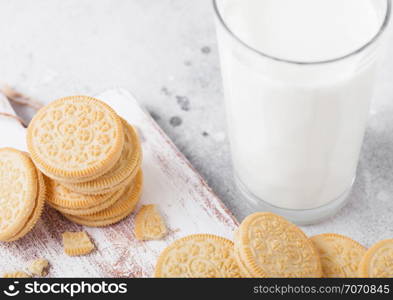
[215,0,388,213]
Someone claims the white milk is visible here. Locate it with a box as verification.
[215,0,385,210]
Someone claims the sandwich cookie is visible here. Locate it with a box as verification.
[27,95,124,183]
[235,212,322,277]
[311,233,366,278]
[62,119,141,195]
[63,170,143,227]
[0,148,45,242]
[358,239,393,278]
[155,234,242,278]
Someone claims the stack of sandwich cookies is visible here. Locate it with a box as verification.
[63,170,143,227]
[45,178,127,216]
[27,96,143,227]
[0,148,46,242]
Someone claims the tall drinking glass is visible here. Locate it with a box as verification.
[213,0,391,224]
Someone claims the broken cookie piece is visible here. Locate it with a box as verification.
[3,271,30,278]
[134,204,167,241]
[62,231,95,256]
[28,258,49,276]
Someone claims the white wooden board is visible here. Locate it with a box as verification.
[0,88,238,277]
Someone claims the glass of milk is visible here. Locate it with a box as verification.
[213,0,391,224]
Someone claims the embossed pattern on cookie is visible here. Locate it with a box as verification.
[236,212,322,278]
[63,119,142,195]
[155,234,242,278]
[358,239,393,278]
[311,233,366,278]
[27,96,124,183]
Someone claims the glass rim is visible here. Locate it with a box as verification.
[213,0,392,65]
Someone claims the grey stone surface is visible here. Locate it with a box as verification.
[0,0,392,245]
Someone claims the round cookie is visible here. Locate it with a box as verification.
[27,95,124,183]
[0,148,38,241]
[358,239,393,278]
[48,186,127,216]
[311,233,366,278]
[155,234,241,278]
[45,176,124,210]
[63,170,143,226]
[236,212,322,277]
[5,169,46,242]
[62,120,142,195]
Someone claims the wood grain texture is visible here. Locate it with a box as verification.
[0,89,238,277]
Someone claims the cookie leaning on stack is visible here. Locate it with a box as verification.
[27,96,143,227]
[0,148,46,241]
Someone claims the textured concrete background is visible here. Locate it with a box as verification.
[0,0,393,245]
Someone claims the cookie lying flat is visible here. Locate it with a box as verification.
[358,239,393,278]
[63,119,142,195]
[62,231,95,256]
[155,234,241,278]
[311,233,366,278]
[134,204,167,241]
[27,95,124,183]
[0,148,44,242]
[235,212,322,277]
